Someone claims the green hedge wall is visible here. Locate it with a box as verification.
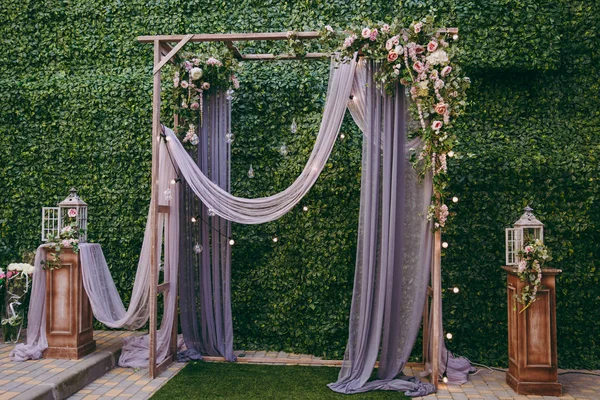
[0,0,598,368]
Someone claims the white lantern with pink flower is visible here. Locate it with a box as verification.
[58,188,88,243]
[505,206,544,265]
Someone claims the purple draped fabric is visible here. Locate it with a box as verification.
[178,90,235,362]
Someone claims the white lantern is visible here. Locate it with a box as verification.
[505,206,544,265]
[58,188,88,243]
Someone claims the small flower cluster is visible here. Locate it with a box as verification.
[2,259,35,340]
[44,208,81,270]
[172,49,240,146]
[319,15,469,230]
[515,239,551,312]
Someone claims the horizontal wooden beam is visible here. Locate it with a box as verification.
[241,52,329,61]
[137,28,458,44]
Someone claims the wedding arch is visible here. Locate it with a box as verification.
[136,25,465,388]
[12,21,472,397]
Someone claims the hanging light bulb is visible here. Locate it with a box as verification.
[291,118,298,134]
[442,374,449,384]
[272,236,279,243]
[452,34,459,41]
[340,133,346,139]
[193,243,203,254]
[247,164,255,178]
[448,150,455,158]
[446,332,453,340]
[191,216,197,223]
[442,242,449,248]
[302,206,309,212]
[452,196,459,203]
[229,238,235,246]
[279,145,288,156]
[170,179,176,185]
[452,287,460,294]
[165,136,172,142]
[190,134,199,146]
[225,132,235,144]
[207,209,216,217]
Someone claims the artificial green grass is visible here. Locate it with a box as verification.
[151,362,410,399]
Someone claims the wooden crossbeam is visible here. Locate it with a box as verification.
[138,28,458,44]
[241,52,329,61]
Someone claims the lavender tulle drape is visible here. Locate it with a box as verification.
[11,140,180,368]
[328,61,435,397]
[178,90,235,362]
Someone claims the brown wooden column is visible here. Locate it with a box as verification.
[43,248,95,359]
[503,266,562,396]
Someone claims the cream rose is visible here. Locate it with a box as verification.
[190,67,203,80]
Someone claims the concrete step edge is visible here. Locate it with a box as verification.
[13,342,123,400]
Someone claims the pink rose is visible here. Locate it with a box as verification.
[62,239,71,247]
[402,34,409,42]
[415,44,425,54]
[393,67,401,75]
[414,22,423,33]
[441,66,452,77]
[381,24,390,33]
[190,102,199,110]
[202,82,210,90]
[410,86,418,97]
[0,272,5,279]
[181,80,189,89]
[68,208,77,218]
[413,61,425,73]
[525,246,533,253]
[361,28,371,38]
[387,50,399,62]
[369,28,378,41]
[386,39,393,51]
[427,41,438,52]
[392,35,400,45]
[434,79,445,89]
[173,72,180,88]
[343,35,356,49]
[435,103,447,115]
[192,58,200,66]
[432,120,443,130]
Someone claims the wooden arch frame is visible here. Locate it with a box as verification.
[137,28,458,383]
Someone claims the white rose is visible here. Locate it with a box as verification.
[394,45,404,55]
[190,67,203,80]
[426,50,449,66]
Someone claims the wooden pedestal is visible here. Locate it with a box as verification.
[503,266,561,396]
[43,248,95,359]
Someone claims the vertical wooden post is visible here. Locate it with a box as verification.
[431,230,442,388]
[149,39,162,379]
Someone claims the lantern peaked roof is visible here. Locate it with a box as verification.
[513,206,543,227]
[58,188,87,207]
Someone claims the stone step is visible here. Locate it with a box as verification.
[13,341,123,400]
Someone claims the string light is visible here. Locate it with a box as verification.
[448,150,455,158]
[191,216,197,223]
[272,236,279,243]
[442,242,449,248]
[340,133,345,139]
[229,238,235,246]
[452,287,460,294]
[446,332,453,340]
[442,374,449,384]
[302,206,309,212]
[452,196,458,203]
[165,136,172,142]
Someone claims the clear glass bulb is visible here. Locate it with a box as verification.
[442,242,449,248]
[229,238,235,245]
[193,243,203,254]
[272,237,278,243]
[446,332,453,339]
[302,206,308,212]
[291,118,297,134]
[207,208,216,217]
[452,196,459,203]
[452,287,459,293]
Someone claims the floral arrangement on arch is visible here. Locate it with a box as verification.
[172,48,240,146]
[516,239,551,312]
[319,15,470,230]
[44,208,81,270]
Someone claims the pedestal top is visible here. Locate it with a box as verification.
[502,266,562,275]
